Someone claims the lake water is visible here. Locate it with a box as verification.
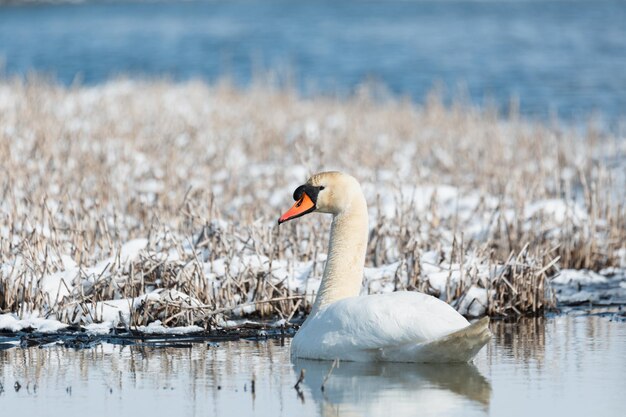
[0,0,625,125]
[1,313,625,417]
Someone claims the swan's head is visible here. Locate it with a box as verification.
[278,171,362,224]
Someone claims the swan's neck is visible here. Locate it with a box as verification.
[312,194,369,313]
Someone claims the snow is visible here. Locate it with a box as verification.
[119,238,149,261]
[363,262,401,294]
[0,314,69,333]
[557,290,599,305]
[424,268,461,295]
[90,299,135,325]
[31,318,70,333]
[40,269,77,304]
[0,314,23,332]
[84,322,115,335]
[618,248,626,269]
[456,286,490,317]
[270,318,287,328]
[552,269,607,285]
[137,321,203,335]
[525,199,587,225]
[552,268,626,306]
[364,183,462,219]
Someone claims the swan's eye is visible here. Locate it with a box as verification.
[319,186,325,191]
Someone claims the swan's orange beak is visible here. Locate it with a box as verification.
[278,193,315,224]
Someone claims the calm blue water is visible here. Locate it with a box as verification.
[2,316,626,417]
[0,0,625,123]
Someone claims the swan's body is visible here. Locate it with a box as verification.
[292,293,490,362]
[279,171,491,363]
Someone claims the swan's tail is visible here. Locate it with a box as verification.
[413,317,492,363]
[380,317,492,363]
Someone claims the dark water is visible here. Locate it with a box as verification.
[0,0,625,124]
[1,314,626,417]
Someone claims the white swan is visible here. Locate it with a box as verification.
[278,171,491,363]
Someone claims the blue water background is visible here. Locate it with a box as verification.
[0,0,625,124]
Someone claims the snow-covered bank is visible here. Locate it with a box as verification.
[0,79,624,333]
[552,268,626,306]
[2,244,624,334]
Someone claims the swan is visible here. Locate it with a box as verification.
[278,171,491,362]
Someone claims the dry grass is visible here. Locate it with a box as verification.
[0,76,624,329]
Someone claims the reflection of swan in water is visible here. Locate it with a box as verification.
[293,358,491,417]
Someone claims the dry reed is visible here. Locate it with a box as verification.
[0,76,624,330]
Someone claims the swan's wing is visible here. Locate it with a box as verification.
[293,292,474,361]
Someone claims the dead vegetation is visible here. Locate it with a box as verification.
[0,77,624,329]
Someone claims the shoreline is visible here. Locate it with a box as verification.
[1,306,623,348]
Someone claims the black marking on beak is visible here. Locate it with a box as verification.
[293,184,323,204]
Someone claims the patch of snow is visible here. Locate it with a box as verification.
[456,286,490,317]
[137,321,203,334]
[120,238,149,262]
[90,298,135,325]
[271,318,287,327]
[135,179,164,194]
[618,248,626,269]
[0,314,23,332]
[84,322,114,335]
[0,314,68,333]
[365,184,461,218]
[30,317,69,333]
[60,255,77,270]
[552,269,607,285]
[216,318,260,329]
[363,262,401,294]
[525,199,587,225]
[421,250,440,266]
[424,268,461,296]
[557,290,598,305]
[232,304,257,316]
